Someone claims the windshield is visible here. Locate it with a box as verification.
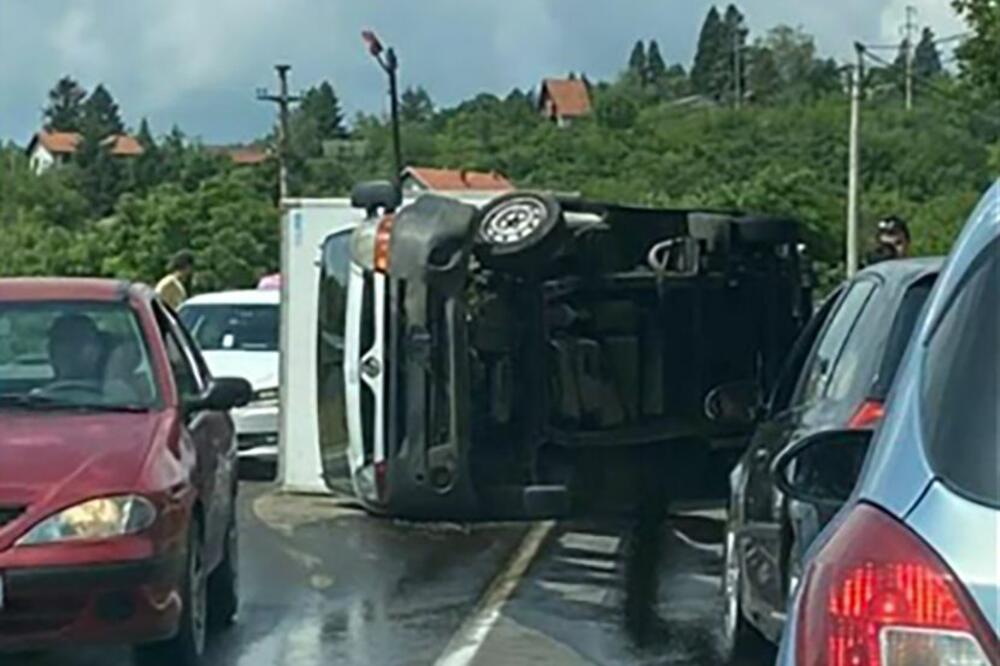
[0,302,159,411]
[922,239,998,506]
[179,303,279,352]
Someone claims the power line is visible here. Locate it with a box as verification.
[859,46,1000,129]
[933,32,970,45]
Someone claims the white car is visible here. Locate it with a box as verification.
[179,289,280,463]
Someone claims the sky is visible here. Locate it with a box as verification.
[0,0,966,145]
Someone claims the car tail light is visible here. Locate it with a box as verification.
[374,214,395,273]
[848,399,885,429]
[796,503,998,666]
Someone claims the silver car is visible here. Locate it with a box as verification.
[774,180,999,666]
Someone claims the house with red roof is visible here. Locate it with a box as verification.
[401,166,513,197]
[538,78,593,127]
[27,130,144,175]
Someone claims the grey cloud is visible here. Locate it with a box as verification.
[0,1,964,144]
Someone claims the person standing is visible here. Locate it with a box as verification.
[875,216,911,259]
[155,250,195,310]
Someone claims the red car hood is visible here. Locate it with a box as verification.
[0,411,165,509]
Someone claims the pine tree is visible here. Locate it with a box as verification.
[646,40,667,85]
[43,76,87,132]
[914,27,944,79]
[74,113,121,216]
[133,118,161,190]
[691,7,724,96]
[299,82,346,140]
[83,84,125,137]
[400,87,435,123]
[628,41,647,79]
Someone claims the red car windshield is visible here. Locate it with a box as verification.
[0,301,159,411]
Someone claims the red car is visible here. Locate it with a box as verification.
[0,279,251,664]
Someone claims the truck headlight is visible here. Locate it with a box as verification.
[16,495,157,546]
[252,387,279,405]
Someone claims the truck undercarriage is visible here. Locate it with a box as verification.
[346,190,810,518]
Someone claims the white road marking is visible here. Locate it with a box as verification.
[434,520,556,666]
[558,532,621,555]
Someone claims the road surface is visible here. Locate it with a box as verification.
[9,484,775,665]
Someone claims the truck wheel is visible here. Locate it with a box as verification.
[732,216,798,245]
[475,192,566,270]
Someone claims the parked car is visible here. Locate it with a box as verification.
[0,278,251,664]
[179,290,280,465]
[713,257,942,659]
[775,181,1000,666]
[344,185,813,518]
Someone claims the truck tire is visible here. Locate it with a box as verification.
[475,192,566,270]
[732,216,798,245]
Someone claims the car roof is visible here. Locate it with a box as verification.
[855,256,944,284]
[0,278,140,302]
[182,289,280,306]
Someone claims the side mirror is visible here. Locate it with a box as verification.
[772,429,872,507]
[704,381,761,427]
[351,180,402,216]
[190,377,253,412]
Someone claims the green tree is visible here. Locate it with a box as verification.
[132,118,162,191]
[74,113,122,216]
[400,86,435,124]
[952,0,999,99]
[82,84,125,137]
[628,40,647,79]
[691,7,724,96]
[43,77,87,132]
[914,27,944,79]
[646,40,667,85]
[299,81,346,140]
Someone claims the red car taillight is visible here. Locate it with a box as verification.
[796,504,998,666]
[374,214,395,273]
[848,399,885,429]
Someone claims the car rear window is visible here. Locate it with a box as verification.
[921,239,998,507]
[870,277,936,400]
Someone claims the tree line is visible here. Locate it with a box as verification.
[1,1,996,292]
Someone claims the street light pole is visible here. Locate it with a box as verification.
[846,43,864,278]
[363,31,403,188]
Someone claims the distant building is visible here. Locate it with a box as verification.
[401,166,513,197]
[206,144,271,166]
[26,130,143,174]
[538,78,593,127]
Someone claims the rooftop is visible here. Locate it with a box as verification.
[0,278,135,302]
[404,166,513,192]
[539,79,592,118]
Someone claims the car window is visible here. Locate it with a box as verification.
[154,302,204,401]
[0,301,159,410]
[179,303,279,352]
[922,240,998,507]
[768,287,842,414]
[869,277,936,400]
[793,280,878,407]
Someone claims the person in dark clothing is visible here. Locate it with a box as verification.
[876,216,911,259]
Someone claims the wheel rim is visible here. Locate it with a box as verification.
[722,528,740,647]
[480,197,546,246]
[190,542,207,654]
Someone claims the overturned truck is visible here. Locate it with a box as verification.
[344,188,812,518]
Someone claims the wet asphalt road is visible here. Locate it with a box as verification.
[9,485,776,666]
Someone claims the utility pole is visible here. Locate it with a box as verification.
[846,43,864,277]
[733,21,743,109]
[903,5,918,111]
[256,64,301,201]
